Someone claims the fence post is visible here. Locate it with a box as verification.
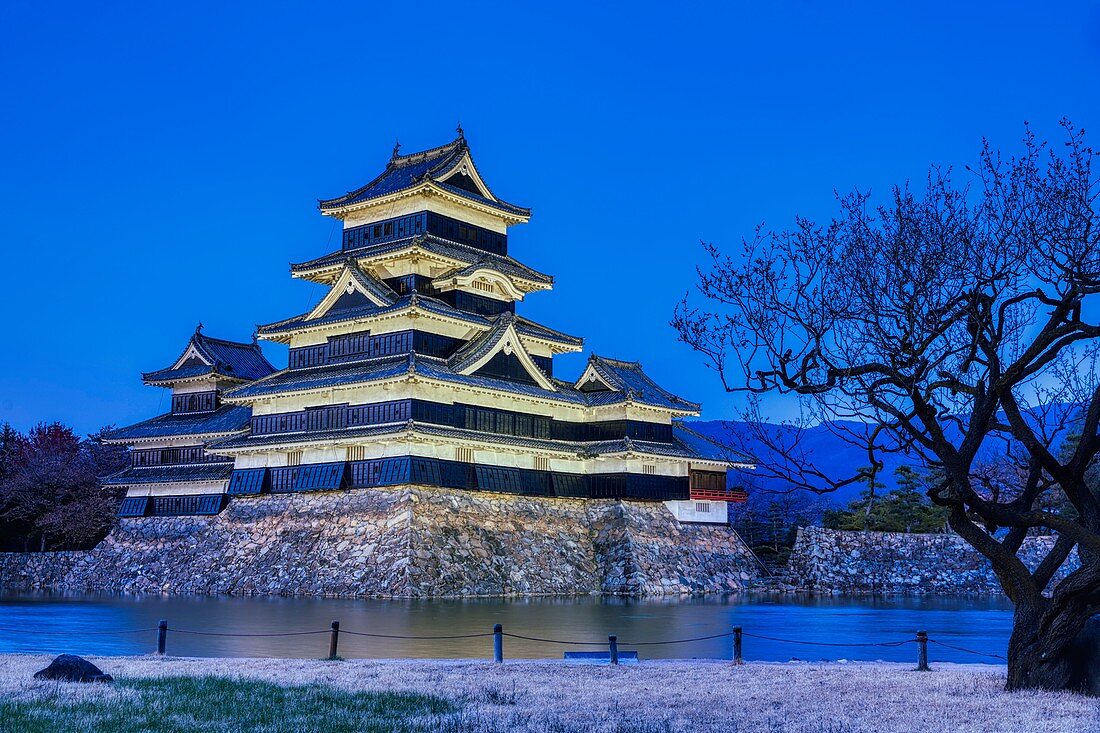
[733,626,743,665]
[328,621,340,660]
[157,619,167,656]
[916,630,930,671]
[609,634,619,665]
[493,624,503,663]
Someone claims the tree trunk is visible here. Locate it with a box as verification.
[1006,605,1100,695]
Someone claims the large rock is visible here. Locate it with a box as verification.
[33,654,112,683]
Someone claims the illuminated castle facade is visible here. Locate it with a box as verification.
[105,132,747,523]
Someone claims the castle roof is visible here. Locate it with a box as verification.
[256,292,582,349]
[575,355,701,412]
[317,134,530,219]
[102,404,253,443]
[209,418,723,464]
[101,462,234,486]
[290,233,552,287]
[223,351,698,414]
[142,328,276,385]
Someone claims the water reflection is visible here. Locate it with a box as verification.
[0,593,1013,663]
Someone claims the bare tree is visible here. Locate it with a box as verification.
[674,121,1100,694]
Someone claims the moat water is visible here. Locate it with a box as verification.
[0,593,1013,663]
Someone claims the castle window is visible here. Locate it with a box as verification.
[534,456,550,472]
[269,467,299,493]
[349,457,410,486]
[643,465,656,475]
[171,391,217,413]
[287,451,302,467]
[118,497,149,517]
[294,462,346,492]
[455,446,474,463]
[228,468,267,495]
[689,470,725,491]
[696,502,711,513]
[347,445,367,462]
[474,465,524,493]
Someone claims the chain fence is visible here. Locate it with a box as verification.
[0,620,1008,666]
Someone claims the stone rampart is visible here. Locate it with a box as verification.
[0,486,759,597]
[785,526,1080,595]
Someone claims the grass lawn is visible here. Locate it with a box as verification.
[0,654,1097,732]
[0,676,454,733]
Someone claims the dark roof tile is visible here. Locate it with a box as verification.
[102,463,233,486]
[103,405,253,442]
[317,136,529,217]
[291,234,552,286]
[143,329,276,384]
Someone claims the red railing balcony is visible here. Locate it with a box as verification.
[689,488,749,503]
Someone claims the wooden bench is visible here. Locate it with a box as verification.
[563,651,639,664]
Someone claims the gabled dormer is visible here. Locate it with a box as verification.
[304,260,398,320]
[574,355,702,415]
[450,312,556,390]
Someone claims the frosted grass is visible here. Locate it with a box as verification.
[0,654,1096,732]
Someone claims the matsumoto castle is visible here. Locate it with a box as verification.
[103,132,748,524]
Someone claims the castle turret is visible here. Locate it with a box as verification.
[102,327,275,517]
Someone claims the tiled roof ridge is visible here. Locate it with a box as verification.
[194,331,263,353]
[390,136,466,168]
[590,354,643,370]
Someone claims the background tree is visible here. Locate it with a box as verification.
[674,121,1100,694]
[0,423,30,548]
[0,422,127,551]
[823,466,948,532]
[728,485,826,568]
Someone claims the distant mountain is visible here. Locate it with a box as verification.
[685,403,1083,505]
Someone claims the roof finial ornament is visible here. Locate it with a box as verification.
[391,138,401,160]
[456,122,464,140]
[195,322,204,334]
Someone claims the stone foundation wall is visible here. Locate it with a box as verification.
[0,486,759,597]
[785,526,1080,595]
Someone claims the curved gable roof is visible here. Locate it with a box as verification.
[142,328,276,385]
[448,312,556,391]
[574,355,701,412]
[317,134,529,218]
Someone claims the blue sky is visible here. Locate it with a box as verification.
[1,1,1098,436]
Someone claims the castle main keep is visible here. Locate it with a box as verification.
[72,132,761,597]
